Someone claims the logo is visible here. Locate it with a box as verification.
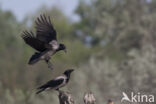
[121,92,154,103]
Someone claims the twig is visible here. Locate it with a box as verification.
[58,90,74,104]
[83,92,96,104]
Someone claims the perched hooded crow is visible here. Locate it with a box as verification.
[21,14,66,69]
[36,69,74,94]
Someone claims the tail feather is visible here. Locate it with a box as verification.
[28,52,41,65]
[36,88,45,94]
[36,84,48,94]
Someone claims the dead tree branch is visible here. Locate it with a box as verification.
[83,92,96,104]
[58,90,74,104]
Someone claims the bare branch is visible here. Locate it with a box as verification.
[58,90,74,104]
[83,92,96,104]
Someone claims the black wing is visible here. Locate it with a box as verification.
[21,31,47,52]
[35,14,57,43]
[37,78,64,90]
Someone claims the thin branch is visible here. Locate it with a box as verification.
[83,92,96,104]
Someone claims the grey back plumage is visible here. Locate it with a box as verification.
[36,69,74,94]
[36,75,66,94]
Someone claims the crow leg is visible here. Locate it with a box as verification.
[45,60,53,70]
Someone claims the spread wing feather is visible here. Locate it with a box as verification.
[35,14,57,43]
[21,31,47,52]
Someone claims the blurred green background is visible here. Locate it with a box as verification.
[0,0,156,104]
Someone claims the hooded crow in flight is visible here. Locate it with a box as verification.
[36,69,74,94]
[21,14,66,69]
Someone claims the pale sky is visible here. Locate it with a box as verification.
[0,0,79,21]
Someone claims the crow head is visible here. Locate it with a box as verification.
[58,44,66,53]
[64,69,74,77]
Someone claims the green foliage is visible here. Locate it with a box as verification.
[75,0,156,58]
[0,0,156,103]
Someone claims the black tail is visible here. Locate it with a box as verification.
[36,88,45,94]
[28,52,41,65]
[36,83,48,94]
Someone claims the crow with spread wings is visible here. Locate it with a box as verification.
[21,14,66,69]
